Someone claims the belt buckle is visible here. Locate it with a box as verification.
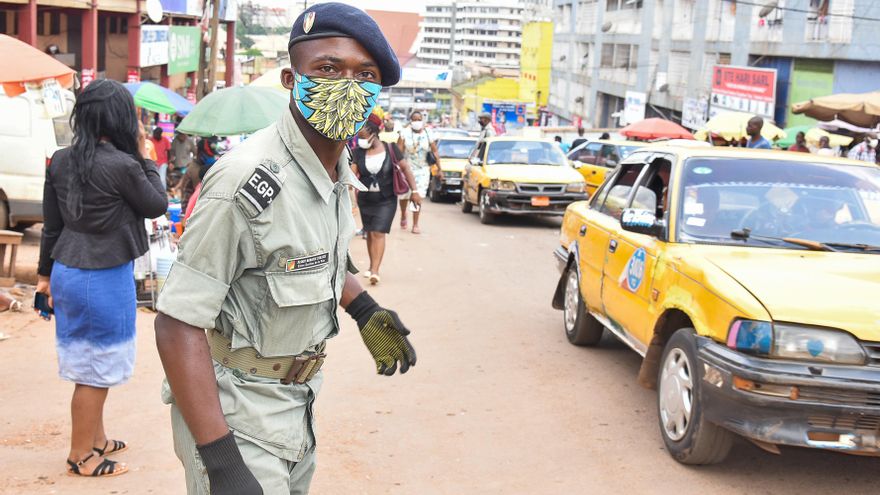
[281,353,326,385]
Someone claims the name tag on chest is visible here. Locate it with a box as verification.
[286,252,330,273]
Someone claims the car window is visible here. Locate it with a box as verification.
[471,142,486,163]
[486,140,567,166]
[570,142,603,164]
[633,158,672,219]
[597,163,646,220]
[600,145,621,167]
[677,158,880,250]
[53,115,73,147]
[437,139,476,158]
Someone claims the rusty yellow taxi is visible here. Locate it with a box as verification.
[567,139,646,197]
[461,137,588,224]
[552,146,880,464]
[428,136,478,202]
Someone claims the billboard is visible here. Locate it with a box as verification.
[682,97,708,130]
[168,26,201,75]
[160,0,204,16]
[140,25,170,67]
[482,101,530,130]
[710,65,777,119]
[623,91,646,126]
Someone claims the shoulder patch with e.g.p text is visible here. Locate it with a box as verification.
[239,165,283,213]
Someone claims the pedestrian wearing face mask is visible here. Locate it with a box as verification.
[397,111,439,234]
[352,114,420,285]
[154,4,418,493]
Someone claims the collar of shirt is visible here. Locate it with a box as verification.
[277,109,365,203]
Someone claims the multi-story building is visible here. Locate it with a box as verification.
[550,0,880,128]
[418,1,525,70]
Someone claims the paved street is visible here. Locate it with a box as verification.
[0,201,876,494]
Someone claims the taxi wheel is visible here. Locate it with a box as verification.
[461,188,473,213]
[657,328,733,465]
[479,190,496,225]
[562,265,603,346]
[429,177,441,203]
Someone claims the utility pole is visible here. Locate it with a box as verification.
[205,0,222,95]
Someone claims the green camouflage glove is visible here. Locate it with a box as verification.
[345,291,417,375]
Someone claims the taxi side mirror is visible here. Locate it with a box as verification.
[469,156,482,167]
[571,160,583,168]
[621,208,665,237]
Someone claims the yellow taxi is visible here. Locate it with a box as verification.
[552,146,880,464]
[461,137,587,224]
[567,139,646,197]
[428,136,478,202]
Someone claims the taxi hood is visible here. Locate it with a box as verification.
[442,158,469,173]
[485,164,582,184]
[703,248,880,341]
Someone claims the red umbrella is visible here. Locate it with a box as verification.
[620,118,695,140]
[0,34,75,97]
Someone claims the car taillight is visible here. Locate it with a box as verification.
[46,157,52,167]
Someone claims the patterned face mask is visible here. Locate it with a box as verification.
[292,72,382,141]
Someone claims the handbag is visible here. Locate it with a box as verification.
[388,143,410,196]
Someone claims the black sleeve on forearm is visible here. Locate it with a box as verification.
[38,167,63,277]
[121,158,168,219]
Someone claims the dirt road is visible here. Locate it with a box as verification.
[0,202,875,494]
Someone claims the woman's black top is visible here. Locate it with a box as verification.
[38,143,168,276]
[352,143,401,202]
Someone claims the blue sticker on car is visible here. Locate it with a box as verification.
[620,247,647,293]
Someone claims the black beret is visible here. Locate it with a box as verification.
[288,2,400,87]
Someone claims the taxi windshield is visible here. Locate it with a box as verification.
[437,139,476,159]
[486,140,567,166]
[620,146,641,158]
[677,158,880,252]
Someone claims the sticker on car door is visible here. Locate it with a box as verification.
[619,247,646,293]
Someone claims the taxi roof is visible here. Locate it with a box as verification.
[587,139,647,147]
[635,145,879,169]
[437,136,478,142]
[484,136,557,144]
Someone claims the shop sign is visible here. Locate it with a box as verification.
[623,91,646,126]
[169,26,201,75]
[140,25,170,68]
[126,69,140,84]
[81,68,96,88]
[682,97,708,130]
[710,65,776,119]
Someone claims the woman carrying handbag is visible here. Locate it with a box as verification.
[351,115,420,285]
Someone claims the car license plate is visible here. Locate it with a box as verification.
[446,178,461,185]
[531,196,550,207]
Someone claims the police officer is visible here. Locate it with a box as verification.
[154,4,417,494]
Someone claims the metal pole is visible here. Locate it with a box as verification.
[206,0,222,95]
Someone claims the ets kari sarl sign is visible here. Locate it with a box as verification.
[709,65,777,120]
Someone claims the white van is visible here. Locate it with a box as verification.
[0,87,75,230]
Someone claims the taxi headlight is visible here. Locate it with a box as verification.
[490,179,516,191]
[727,320,866,365]
[566,182,587,193]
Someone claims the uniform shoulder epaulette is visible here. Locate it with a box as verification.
[238,162,284,214]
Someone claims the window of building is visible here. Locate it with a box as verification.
[600,44,614,68]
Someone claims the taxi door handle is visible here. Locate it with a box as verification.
[579,225,587,236]
[608,239,618,253]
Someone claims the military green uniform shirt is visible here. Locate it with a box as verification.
[156,109,364,492]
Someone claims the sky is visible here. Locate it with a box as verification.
[251,0,429,14]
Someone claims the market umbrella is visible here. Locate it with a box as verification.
[776,125,853,148]
[0,34,75,97]
[693,111,786,142]
[249,67,285,91]
[619,118,694,140]
[176,85,288,137]
[791,91,880,129]
[123,82,194,115]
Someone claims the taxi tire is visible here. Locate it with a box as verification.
[429,177,441,203]
[479,190,496,225]
[657,328,734,465]
[461,189,473,213]
[563,266,603,346]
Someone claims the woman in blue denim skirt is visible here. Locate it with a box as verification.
[36,80,167,477]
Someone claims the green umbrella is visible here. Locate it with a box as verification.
[123,82,194,115]
[776,125,812,148]
[177,86,289,137]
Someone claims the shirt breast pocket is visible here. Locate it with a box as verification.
[258,268,334,357]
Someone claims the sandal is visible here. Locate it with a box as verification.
[400,216,408,230]
[67,453,128,477]
[369,274,380,285]
[94,439,128,456]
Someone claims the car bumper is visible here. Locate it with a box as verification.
[483,190,588,216]
[8,198,42,226]
[553,246,569,272]
[697,337,880,455]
